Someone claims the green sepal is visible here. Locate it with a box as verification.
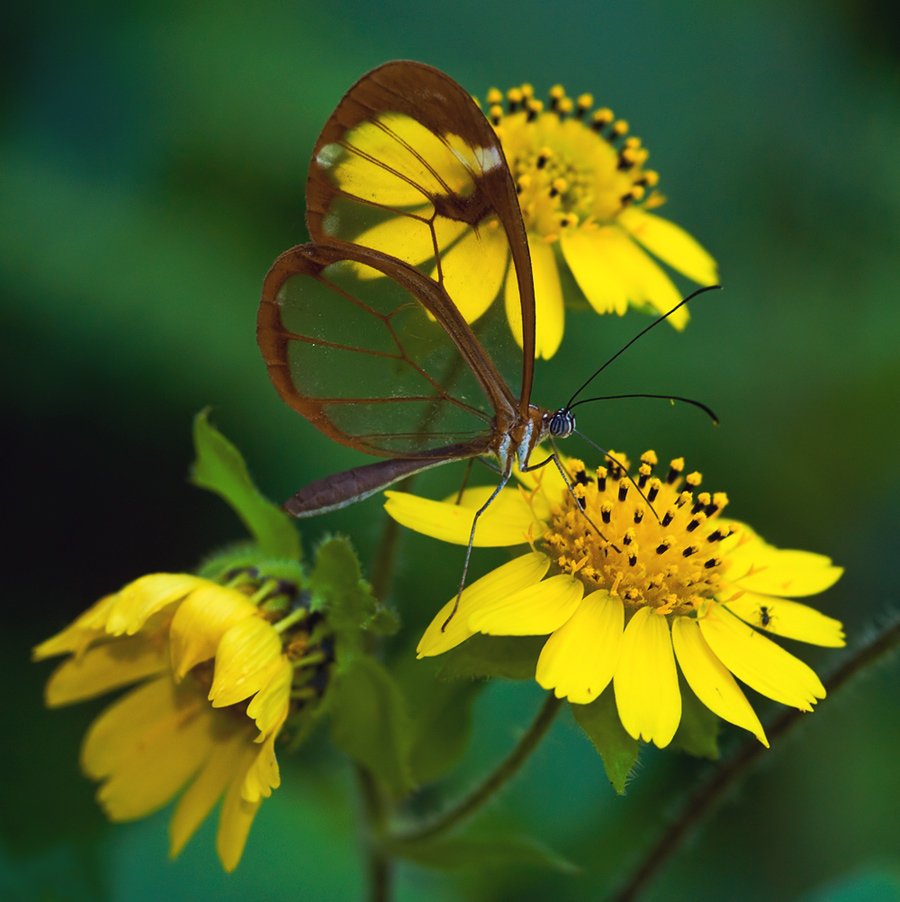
[387,832,579,874]
[195,546,304,586]
[329,654,415,799]
[394,654,483,785]
[310,536,393,652]
[670,677,720,759]
[369,607,400,636]
[570,689,639,795]
[190,410,301,561]
[437,634,545,681]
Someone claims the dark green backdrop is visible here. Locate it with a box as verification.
[4,1,899,899]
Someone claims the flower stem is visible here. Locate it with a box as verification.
[611,616,900,902]
[371,512,404,603]
[356,764,393,902]
[398,692,563,845]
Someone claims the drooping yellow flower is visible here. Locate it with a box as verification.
[485,82,718,357]
[33,571,328,870]
[385,451,843,749]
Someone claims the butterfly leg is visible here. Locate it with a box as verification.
[441,470,514,632]
[453,458,476,505]
[523,449,621,553]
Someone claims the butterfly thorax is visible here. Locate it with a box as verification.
[490,405,576,476]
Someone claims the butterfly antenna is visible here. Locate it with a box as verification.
[566,285,722,410]
[570,393,719,425]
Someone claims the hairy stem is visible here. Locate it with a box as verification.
[398,692,563,845]
[356,764,393,902]
[611,617,900,902]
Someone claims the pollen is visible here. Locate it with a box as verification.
[481,80,663,236]
[542,452,731,616]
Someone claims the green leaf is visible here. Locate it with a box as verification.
[329,655,414,798]
[389,833,579,874]
[310,537,383,652]
[670,677,720,759]
[438,634,545,681]
[570,689,639,794]
[190,410,301,560]
[395,654,484,785]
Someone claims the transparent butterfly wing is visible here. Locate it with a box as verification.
[258,61,537,459]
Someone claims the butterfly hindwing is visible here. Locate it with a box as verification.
[260,242,499,456]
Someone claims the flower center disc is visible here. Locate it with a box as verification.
[542,453,734,616]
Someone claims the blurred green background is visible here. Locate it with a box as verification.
[5,0,899,899]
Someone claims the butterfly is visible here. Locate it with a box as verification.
[257,61,713,618]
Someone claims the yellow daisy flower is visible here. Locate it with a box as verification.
[332,77,716,361]
[385,451,843,749]
[486,82,718,357]
[33,570,328,871]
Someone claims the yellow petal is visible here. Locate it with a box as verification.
[618,208,718,286]
[613,232,688,327]
[467,573,583,636]
[104,574,207,637]
[44,636,168,707]
[241,724,284,803]
[33,593,119,660]
[559,227,630,316]
[417,552,551,657]
[430,218,510,322]
[170,730,248,859]
[210,617,283,708]
[724,530,843,598]
[82,677,177,779]
[169,584,258,680]
[724,593,845,647]
[86,681,215,821]
[699,604,825,710]
[216,745,262,872]
[352,210,467,276]
[671,617,768,746]
[504,256,525,349]
[614,607,681,748]
[246,658,293,738]
[326,113,476,206]
[384,485,537,547]
[527,235,564,359]
[536,591,623,704]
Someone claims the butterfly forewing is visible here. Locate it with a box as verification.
[306,61,536,406]
[259,61,540,463]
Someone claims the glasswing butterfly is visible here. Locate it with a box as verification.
[257,60,714,619]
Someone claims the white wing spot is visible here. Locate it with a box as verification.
[316,143,342,169]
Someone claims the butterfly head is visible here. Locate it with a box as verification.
[546,408,576,439]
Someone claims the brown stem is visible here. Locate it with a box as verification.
[397,692,563,845]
